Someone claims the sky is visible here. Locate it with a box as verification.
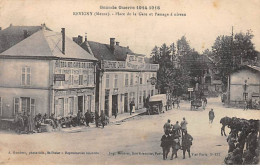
[0,0,259,57]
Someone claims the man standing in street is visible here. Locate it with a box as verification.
[95,111,99,127]
[172,121,181,136]
[209,108,215,124]
[85,110,91,127]
[180,117,188,137]
[100,110,106,128]
[163,119,172,134]
[182,130,193,159]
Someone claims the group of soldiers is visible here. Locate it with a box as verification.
[13,110,110,134]
[13,112,34,134]
[222,117,260,165]
[166,98,181,111]
[160,117,193,160]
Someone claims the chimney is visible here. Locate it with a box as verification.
[61,28,65,54]
[78,35,83,44]
[84,33,87,43]
[23,30,28,38]
[110,38,115,53]
[41,23,46,30]
[116,42,120,46]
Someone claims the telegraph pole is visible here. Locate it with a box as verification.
[231,26,234,70]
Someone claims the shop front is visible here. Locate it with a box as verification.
[54,88,95,117]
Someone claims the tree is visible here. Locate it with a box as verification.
[211,30,257,90]
[233,30,257,64]
[177,36,191,57]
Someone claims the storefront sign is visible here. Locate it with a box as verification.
[54,74,65,81]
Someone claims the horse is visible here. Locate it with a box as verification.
[220,116,232,136]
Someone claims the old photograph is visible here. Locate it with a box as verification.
[0,0,259,165]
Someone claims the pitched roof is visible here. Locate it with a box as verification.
[0,29,97,61]
[86,41,137,61]
[0,25,50,53]
[247,65,260,72]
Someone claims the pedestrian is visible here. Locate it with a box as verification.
[129,100,133,115]
[23,112,29,133]
[176,98,180,109]
[182,130,193,159]
[244,100,248,110]
[180,117,188,137]
[209,108,215,124]
[163,119,172,134]
[17,113,24,134]
[132,100,135,113]
[114,108,118,119]
[171,134,181,159]
[27,114,34,134]
[100,110,106,128]
[160,130,172,160]
[172,121,181,136]
[95,111,99,127]
[42,113,47,123]
[85,110,91,127]
[172,98,175,108]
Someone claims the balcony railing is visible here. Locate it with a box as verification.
[103,61,159,71]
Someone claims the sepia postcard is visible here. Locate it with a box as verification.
[0,0,259,165]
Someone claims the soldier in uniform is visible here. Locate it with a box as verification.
[95,111,99,127]
[209,109,215,124]
[160,131,172,160]
[100,110,106,128]
[182,130,193,159]
[180,117,188,137]
[163,119,172,134]
[171,134,181,159]
[85,110,91,127]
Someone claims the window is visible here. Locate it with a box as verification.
[68,97,74,115]
[13,97,35,116]
[14,98,20,115]
[130,73,134,86]
[22,67,31,86]
[106,74,110,88]
[0,97,2,116]
[125,74,129,86]
[140,74,143,84]
[87,95,92,112]
[79,75,83,85]
[114,74,118,88]
[139,91,142,103]
[69,73,74,85]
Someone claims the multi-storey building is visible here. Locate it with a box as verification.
[0,26,97,119]
[74,36,159,117]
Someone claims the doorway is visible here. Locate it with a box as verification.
[112,95,118,116]
[105,95,109,116]
[21,97,30,115]
[78,96,83,114]
[57,98,64,117]
[124,93,128,112]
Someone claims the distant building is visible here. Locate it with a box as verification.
[0,24,50,53]
[227,65,260,106]
[73,35,159,117]
[0,26,97,119]
[200,54,222,94]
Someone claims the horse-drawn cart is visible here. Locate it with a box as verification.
[190,99,202,110]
